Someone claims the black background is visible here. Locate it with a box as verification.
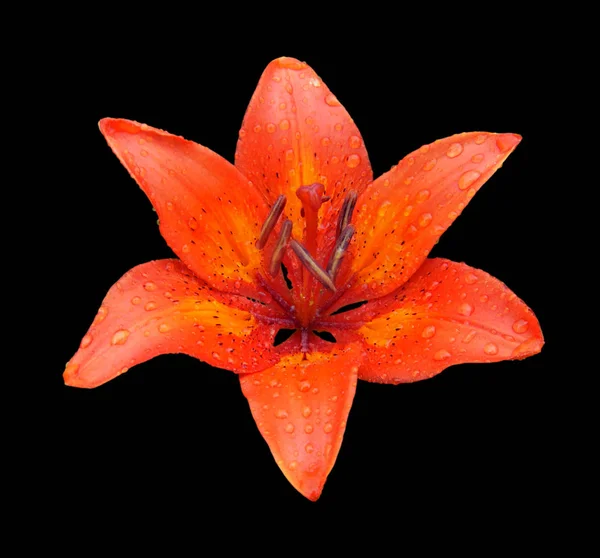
[32,26,564,538]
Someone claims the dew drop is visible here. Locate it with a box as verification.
[475,134,487,145]
[144,282,157,292]
[302,406,312,418]
[321,137,331,147]
[182,244,191,253]
[346,154,361,168]
[418,213,433,228]
[458,170,481,190]
[422,325,436,339]
[423,158,437,171]
[323,422,333,433]
[140,149,148,157]
[253,124,262,133]
[80,334,93,349]
[111,329,130,346]
[285,423,295,433]
[166,201,174,211]
[275,409,289,419]
[212,352,220,360]
[458,302,474,316]
[299,380,311,392]
[131,296,142,305]
[349,135,362,149]
[188,217,198,230]
[285,148,294,161]
[484,343,499,355]
[265,122,276,134]
[144,301,157,311]
[471,153,484,163]
[462,330,477,344]
[288,460,298,470]
[446,143,463,158]
[416,189,430,203]
[93,306,108,325]
[512,319,529,333]
[158,323,170,333]
[325,93,341,106]
[279,119,290,131]
[305,443,314,453]
[464,273,478,284]
[434,349,452,361]
[304,424,314,433]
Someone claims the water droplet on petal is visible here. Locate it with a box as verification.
[512,319,529,333]
[325,93,341,106]
[416,189,430,203]
[111,329,130,345]
[305,443,314,453]
[265,122,276,134]
[158,323,170,333]
[188,217,198,230]
[144,301,157,311]
[304,424,313,433]
[484,343,499,355]
[475,134,487,145]
[462,330,477,343]
[418,213,433,228]
[464,273,478,284]
[275,409,288,419]
[131,296,142,305]
[346,154,361,168]
[349,135,362,148]
[323,422,333,433]
[434,349,452,361]
[458,170,481,190]
[458,302,473,316]
[423,158,437,171]
[446,143,463,158]
[288,460,298,470]
[471,153,484,163]
[321,137,331,147]
[80,334,93,349]
[422,325,436,338]
[285,423,295,433]
[144,282,157,292]
[302,406,312,418]
[299,380,311,392]
[182,244,190,253]
[166,201,174,211]
[279,119,290,130]
[93,306,108,325]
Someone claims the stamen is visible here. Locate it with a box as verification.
[326,224,355,280]
[290,239,336,292]
[336,190,357,238]
[269,219,293,277]
[256,195,287,249]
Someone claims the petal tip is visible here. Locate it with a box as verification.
[63,362,92,388]
[511,336,544,359]
[496,133,522,153]
[272,56,308,70]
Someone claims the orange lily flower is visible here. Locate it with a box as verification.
[64,56,544,501]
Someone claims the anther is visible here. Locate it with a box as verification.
[269,219,293,277]
[336,190,357,238]
[290,239,337,292]
[256,195,287,249]
[327,224,355,280]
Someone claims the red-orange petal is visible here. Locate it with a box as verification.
[235,57,373,241]
[63,259,283,388]
[332,132,522,307]
[329,258,543,384]
[239,343,362,501]
[99,118,269,297]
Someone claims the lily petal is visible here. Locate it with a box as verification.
[333,132,521,306]
[330,258,543,384]
[64,259,283,388]
[235,57,373,240]
[239,343,362,501]
[99,118,269,297]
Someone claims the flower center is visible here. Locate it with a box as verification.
[255,186,357,354]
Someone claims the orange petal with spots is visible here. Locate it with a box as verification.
[235,56,373,242]
[99,118,269,297]
[332,132,522,307]
[239,343,362,501]
[328,258,543,384]
[63,259,283,388]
